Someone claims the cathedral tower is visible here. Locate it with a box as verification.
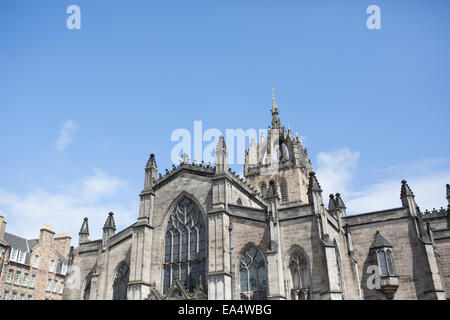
[244,90,313,204]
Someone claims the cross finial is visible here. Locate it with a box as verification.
[181,153,190,164]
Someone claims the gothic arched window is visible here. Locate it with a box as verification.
[83,275,92,300]
[279,178,288,203]
[112,263,129,300]
[260,182,268,197]
[239,245,267,300]
[288,248,309,300]
[268,180,277,197]
[163,196,206,293]
[334,245,345,299]
[236,198,242,206]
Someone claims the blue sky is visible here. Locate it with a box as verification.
[1,0,449,243]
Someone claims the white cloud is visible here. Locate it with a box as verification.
[346,173,450,214]
[315,148,360,199]
[55,120,79,151]
[315,149,450,215]
[0,170,137,245]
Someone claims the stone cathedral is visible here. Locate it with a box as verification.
[63,95,450,300]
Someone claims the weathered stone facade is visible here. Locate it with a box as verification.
[63,96,450,300]
[0,219,70,300]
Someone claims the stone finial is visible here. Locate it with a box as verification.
[446,184,450,202]
[215,136,228,173]
[180,153,189,164]
[146,153,157,168]
[79,217,90,244]
[335,193,346,209]
[103,212,116,231]
[400,180,415,198]
[79,217,89,235]
[271,88,281,129]
[328,194,337,211]
[308,171,322,193]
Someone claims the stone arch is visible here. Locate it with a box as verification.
[333,240,345,299]
[285,245,311,300]
[82,272,93,300]
[259,181,268,197]
[162,193,207,294]
[239,243,268,300]
[279,177,288,203]
[268,180,277,197]
[112,262,129,300]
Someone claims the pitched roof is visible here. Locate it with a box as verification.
[55,250,68,264]
[4,232,28,251]
[27,239,38,250]
[370,231,393,250]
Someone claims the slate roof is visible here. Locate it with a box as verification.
[55,250,68,264]
[370,231,393,250]
[27,239,39,251]
[4,232,28,251]
[3,233,67,266]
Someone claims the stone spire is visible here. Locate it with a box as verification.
[400,180,418,216]
[400,180,415,198]
[308,171,323,215]
[271,88,281,129]
[102,212,116,247]
[335,193,347,220]
[328,194,337,211]
[144,153,158,190]
[447,184,450,228]
[103,212,116,231]
[335,193,346,209]
[446,184,450,206]
[79,217,90,244]
[308,171,322,193]
[215,136,228,173]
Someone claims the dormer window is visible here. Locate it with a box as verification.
[376,248,396,277]
[370,231,399,299]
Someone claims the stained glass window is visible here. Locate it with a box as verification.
[240,245,267,300]
[113,263,129,300]
[163,196,206,293]
[289,249,308,292]
[83,275,91,300]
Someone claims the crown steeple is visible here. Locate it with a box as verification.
[271,88,281,129]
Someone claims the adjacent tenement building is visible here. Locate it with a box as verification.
[63,95,450,300]
[0,217,70,300]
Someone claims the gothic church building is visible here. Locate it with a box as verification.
[63,95,450,300]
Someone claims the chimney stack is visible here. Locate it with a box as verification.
[0,215,6,240]
[39,224,55,245]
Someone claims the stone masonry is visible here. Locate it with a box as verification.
[62,94,450,300]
